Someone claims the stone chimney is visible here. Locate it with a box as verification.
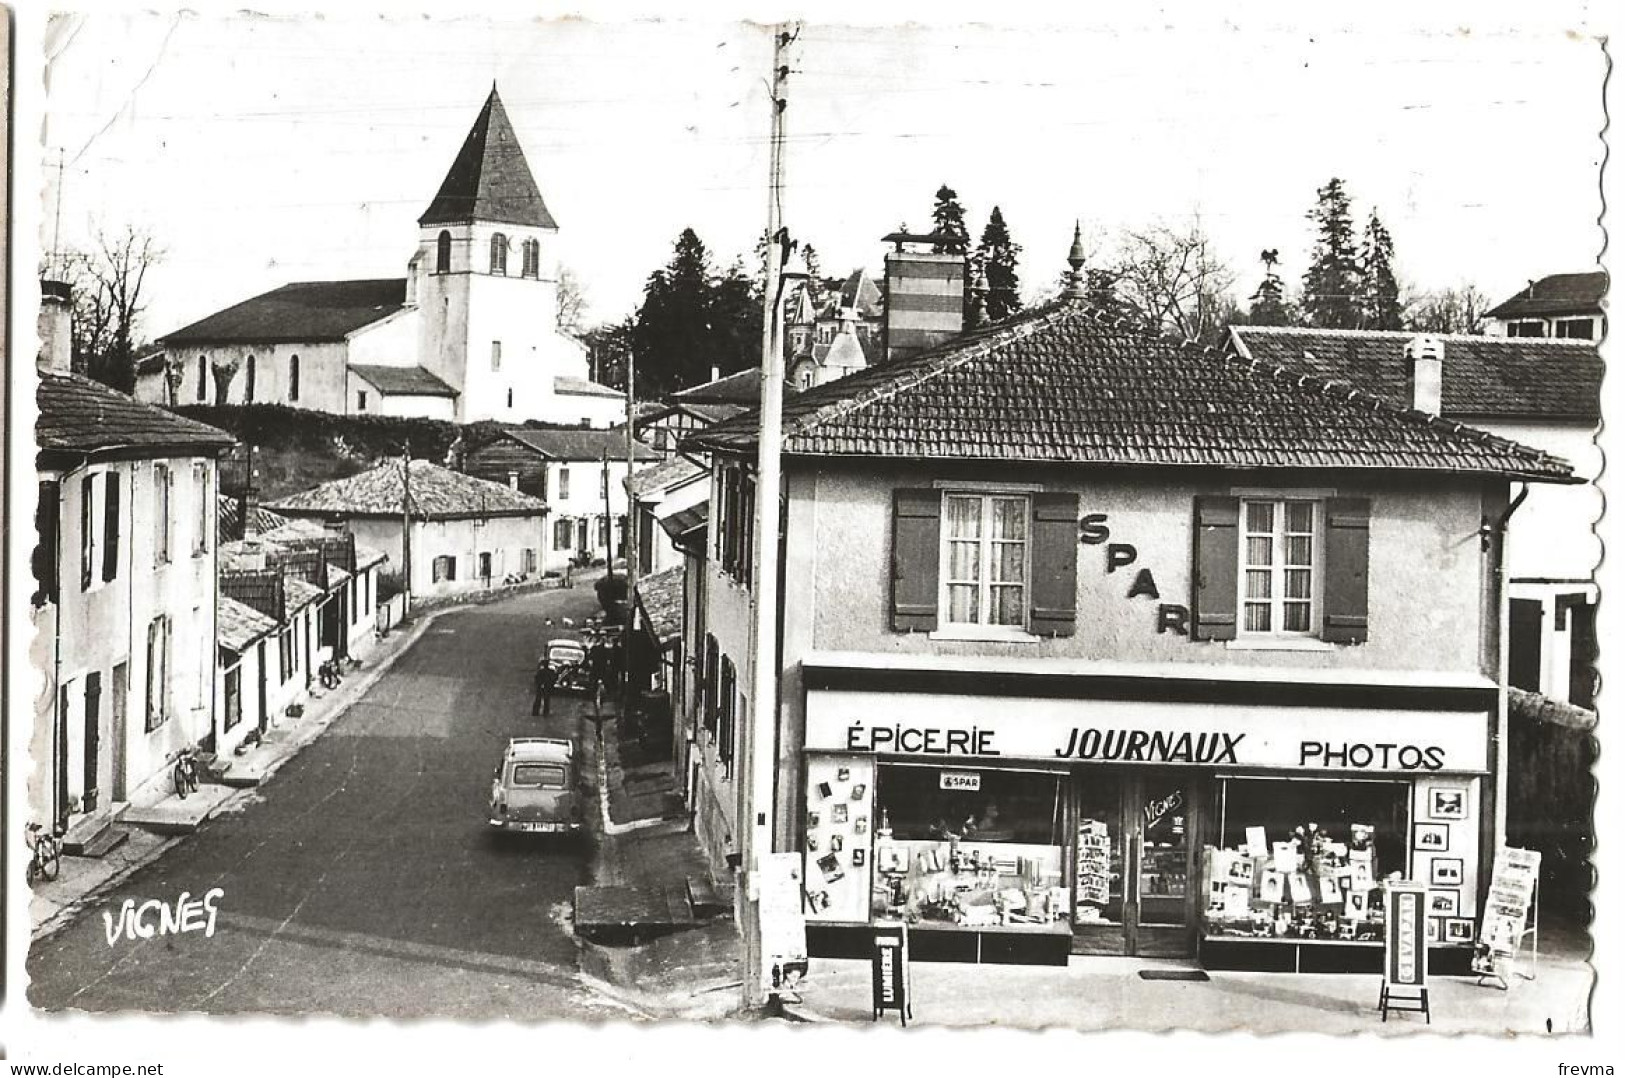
[37,280,74,373]
[881,231,965,362]
[1404,335,1444,415]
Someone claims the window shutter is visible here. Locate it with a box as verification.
[1191,496,1239,641]
[1322,497,1371,644]
[891,489,941,632]
[34,480,60,605]
[81,476,94,591]
[1029,492,1079,637]
[102,472,121,583]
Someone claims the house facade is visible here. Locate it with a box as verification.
[33,367,236,840]
[269,458,547,602]
[462,427,657,572]
[685,294,1574,972]
[134,88,624,427]
[1228,326,1602,710]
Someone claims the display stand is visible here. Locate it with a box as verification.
[1472,847,1541,991]
[1475,876,1540,990]
[871,921,913,1026]
[1378,881,1431,1023]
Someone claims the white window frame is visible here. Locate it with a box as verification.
[936,491,1033,636]
[1237,497,1324,638]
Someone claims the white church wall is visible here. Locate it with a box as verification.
[170,340,349,413]
[347,308,421,368]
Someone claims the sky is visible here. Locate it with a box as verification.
[37,10,1608,342]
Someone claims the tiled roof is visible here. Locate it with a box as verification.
[498,426,659,462]
[626,456,706,500]
[418,87,558,230]
[686,301,1575,482]
[554,376,623,399]
[217,494,291,542]
[634,565,684,645]
[220,595,279,652]
[1229,327,1602,422]
[1486,271,1606,320]
[270,458,548,519]
[350,364,458,397]
[284,576,323,612]
[670,368,760,405]
[37,371,236,459]
[162,279,406,345]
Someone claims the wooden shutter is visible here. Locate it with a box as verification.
[1191,496,1239,641]
[1029,492,1079,637]
[34,480,60,605]
[102,471,121,581]
[81,475,94,591]
[891,489,942,632]
[1322,497,1371,644]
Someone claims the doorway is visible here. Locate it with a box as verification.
[1071,769,1202,957]
[83,672,103,814]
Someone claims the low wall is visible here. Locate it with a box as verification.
[406,574,569,616]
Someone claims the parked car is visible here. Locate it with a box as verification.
[488,737,584,834]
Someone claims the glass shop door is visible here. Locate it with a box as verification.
[1126,772,1198,958]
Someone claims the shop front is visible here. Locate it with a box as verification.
[798,673,1494,973]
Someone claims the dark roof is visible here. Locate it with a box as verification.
[1229,327,1602,422]
[350,364,458,397]
[418,87,558,230]
[634,565,684,645]
[496,426,659,462]
[686,301,1575,483]
[271,458,548,520]
[670,368,760,405]
[162,279,407,345]
[1486,271,1606,320]
[217,494,292,541]
[626,456,706,500]
[37,371,236,460]
[836,269,884,318]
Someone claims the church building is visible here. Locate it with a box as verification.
[135,87,624,427]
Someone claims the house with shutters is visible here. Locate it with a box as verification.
[32,355,236,848]
[461,426,658,572]
[1483,269,1605,341]
[682,271,1576,973]
[269,458,547,602]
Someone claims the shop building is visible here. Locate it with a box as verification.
[685,284,1576,973]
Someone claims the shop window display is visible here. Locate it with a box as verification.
[871,765,1069,930]
[1203,779,1409,942]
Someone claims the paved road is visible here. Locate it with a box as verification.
[27,584,630,1020]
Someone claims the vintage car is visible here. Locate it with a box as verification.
[488,737,584,834]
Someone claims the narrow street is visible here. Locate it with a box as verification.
[26,585,631,1020]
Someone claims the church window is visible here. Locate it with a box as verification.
[245,355,257,402]
[491,340,502,371]
[490,233,508,276]
[197,356,208,401]
[289,355,300,401]
[522,239,539,279]
[357,390,369,412]
[436,231,451,274]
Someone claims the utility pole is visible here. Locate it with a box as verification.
[742,21,795,1012]
[401,443,413,608]
[51,148,65,277]
[624,343,639,717]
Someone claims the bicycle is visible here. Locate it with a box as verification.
[171,747,200,799]
[25,822,63,884]
[318,657,343,690]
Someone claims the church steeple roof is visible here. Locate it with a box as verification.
[418,86,558,230]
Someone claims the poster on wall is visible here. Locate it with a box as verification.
[802,754,876,922]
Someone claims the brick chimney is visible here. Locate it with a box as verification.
[37,280,74,373]
[1404,335,1444,415]
[881,231,965,362]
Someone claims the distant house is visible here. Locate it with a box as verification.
[462,427,658,571]
[33,346,236,838]
[1229,326,1601,709]
[785,268,884,389]
[269,458,547,601]
[1484,270,1605,340]
[626,455,708,578]
[636,368,758,455]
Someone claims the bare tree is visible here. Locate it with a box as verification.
[210,357,241,405]
[1113,220,1238,347]
[557,265,589,336]
[58,225,163,392]
[1405,283,1490,336]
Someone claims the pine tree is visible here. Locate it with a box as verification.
[930,185,970,253]
[1248,248,1293,326]
[1301,178,1361,329]
[1358,212,1403,330]
[975,206,1024,322]
[632,228,763,393]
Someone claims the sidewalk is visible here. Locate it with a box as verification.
[579,703,744,1021]
[28,609,440,943]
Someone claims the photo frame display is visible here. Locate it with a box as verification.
[1428,787,1468,821]
[836,767,851,782]
[832,803,849,824]
[1427,889,1460,916]
[850,784,867,800]
[852,849,867,867]
[1414,823,1450,852]
[1426,917,1441,943]
[1444,917,1475,944]
[1429,857,1465,887]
